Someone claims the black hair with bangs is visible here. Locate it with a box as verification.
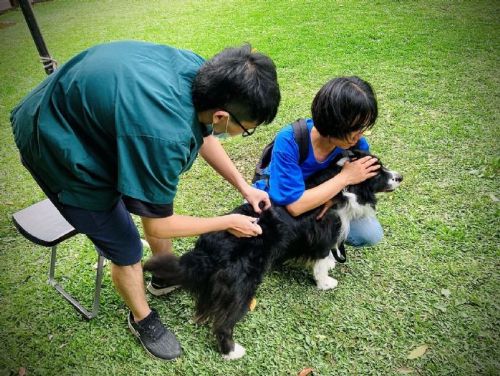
[311,76,377,139]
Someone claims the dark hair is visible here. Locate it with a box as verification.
[311,76,378,139]
[192,44,280,125]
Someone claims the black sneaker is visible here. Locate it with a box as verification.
[147,276,180,296]
[128,309,182,360]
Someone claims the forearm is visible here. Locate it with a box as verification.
[199,135,248,193]
[286,174,349,216]
[142,214,229,239]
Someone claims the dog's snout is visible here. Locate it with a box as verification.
[386,171,403,191]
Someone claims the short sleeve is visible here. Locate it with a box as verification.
[354,136,369,151]
[268,128,305,205]
[116,135,189,205]
[122,196,173,218]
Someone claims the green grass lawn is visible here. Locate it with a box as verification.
[0,0,498,375]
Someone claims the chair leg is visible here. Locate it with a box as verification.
[91,252,105,317]
[48,245,105,320]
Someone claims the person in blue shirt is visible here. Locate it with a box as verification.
[11,41,280,360]
[254,76,383,247]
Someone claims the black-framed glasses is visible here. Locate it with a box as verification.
[225,109,256,137]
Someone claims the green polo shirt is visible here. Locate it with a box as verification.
[11,41,207,210]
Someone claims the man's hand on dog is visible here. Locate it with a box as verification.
[226,214,262,238]
[242,186,271,213]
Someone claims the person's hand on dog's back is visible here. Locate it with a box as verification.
[242,186,271,213]
[226,214,262,238]
[339,156,380,185]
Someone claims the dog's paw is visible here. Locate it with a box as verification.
[316,276,338,291]
[222,343,246,360]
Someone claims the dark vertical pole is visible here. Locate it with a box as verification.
[18,0,56,75]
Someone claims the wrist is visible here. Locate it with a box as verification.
[222,214,234,230]
[238,181,252,197]
[336,172,352,187]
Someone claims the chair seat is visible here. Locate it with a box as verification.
[12,199,77,247]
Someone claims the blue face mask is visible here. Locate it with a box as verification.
[211,117,230,139]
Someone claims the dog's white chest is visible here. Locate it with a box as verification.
[336,191,375,243]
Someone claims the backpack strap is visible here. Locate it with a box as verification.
[291,118,309,165]
[252,140,275,183]
[251,118,310,184]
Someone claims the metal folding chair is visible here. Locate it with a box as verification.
[12,199,105,320]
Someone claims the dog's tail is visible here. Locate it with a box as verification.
[144,252,252,328]
[143,251,218,297]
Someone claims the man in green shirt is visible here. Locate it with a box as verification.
[11,41,280,360]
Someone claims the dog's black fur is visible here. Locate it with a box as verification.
[144,150,402,359]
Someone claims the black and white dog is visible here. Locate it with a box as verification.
[144,150,402,360]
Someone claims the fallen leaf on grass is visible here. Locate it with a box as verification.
[18,368,26,376]
[249,297,257,311]
[298,368,314,376]
[407,344,429,359]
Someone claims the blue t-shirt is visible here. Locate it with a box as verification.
[254,118,369,205]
